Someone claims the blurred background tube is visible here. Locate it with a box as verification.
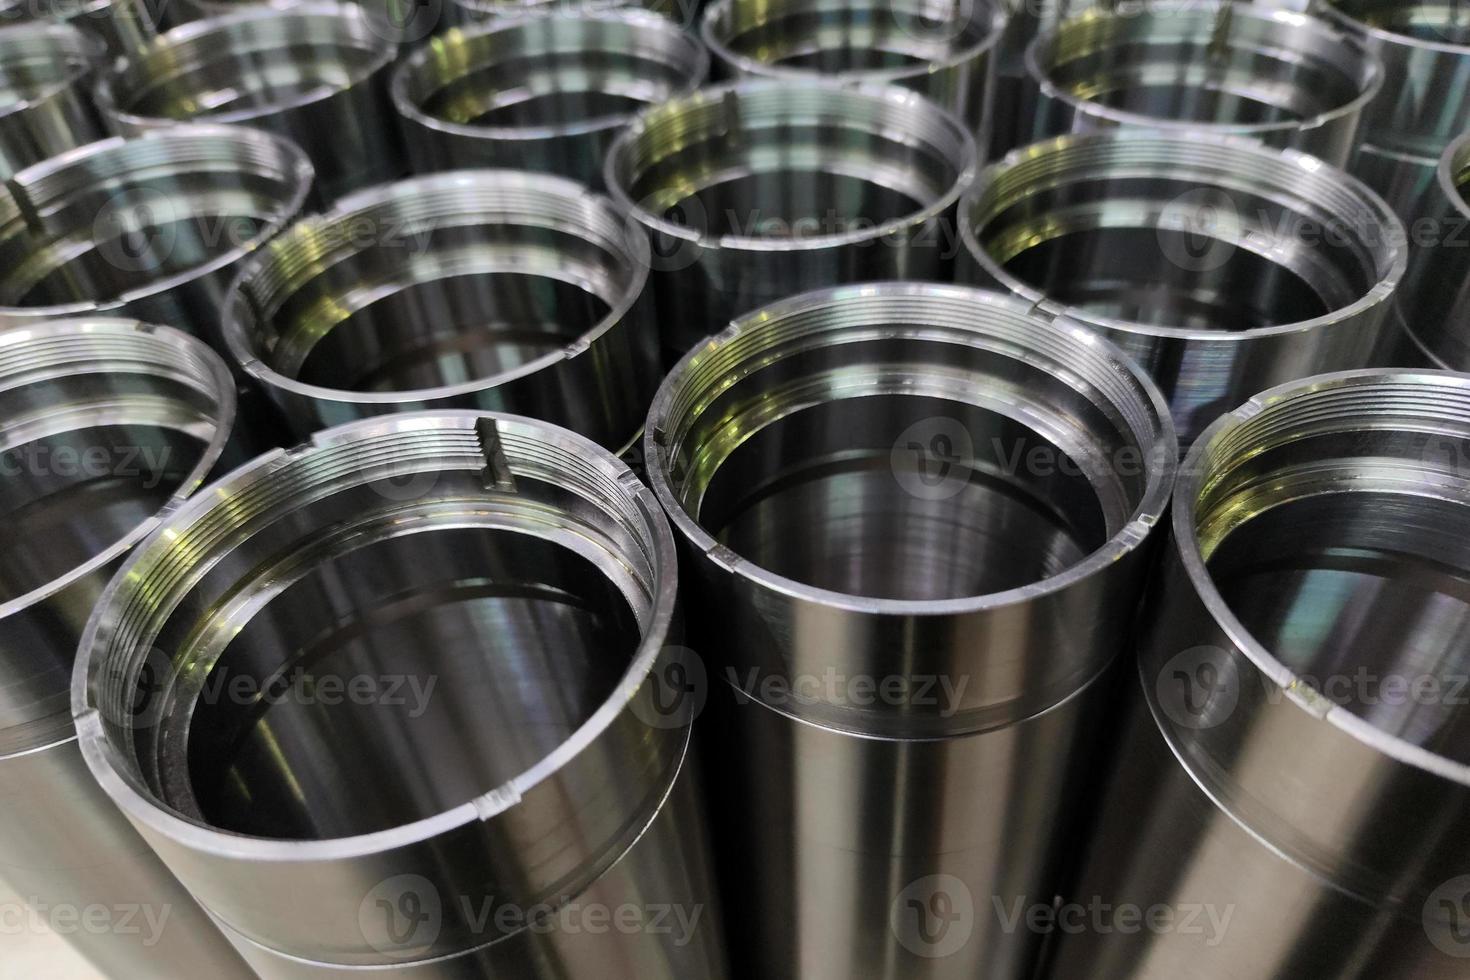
[0,22,105,178]
[1043,369,1470,980]
[1398,132,1470,368]
[0,319,256,977]
[645,282,1176,980]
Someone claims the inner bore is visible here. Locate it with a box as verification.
[0,423,205,602]
[718,9,986,73]
[1043,28,1364,125]
[420,49,693,128]
[1209,490,1470,764]
[118,39,384,118]
[696,394,1107,600]
[1333,0,1470,44]
[263,227,624,392]
[183,526,641,839]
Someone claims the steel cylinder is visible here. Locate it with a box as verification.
[73,410,729,979]
[1043,368,1470,980]
[645,282,1176,980]
[0,126,314,346]
[605,81,977,360]
[1024,3,1381,167]
[96,4,402,199]
[0,0,162,57]
[0,318,255,977]
[1400,133,1470,368]
[0,22,105,179]
[700,0,1003,141]
[1322,0,1470,218]
[392,12,707,187]
[221,169,660,452]
[959,131,1406,445]
[446,0,697,30]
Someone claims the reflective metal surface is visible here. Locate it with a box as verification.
[447,0,698,31]
[223,169,660,451]
[393,12,707,187]
[1025,3,1381,167]
[701,0,1003,139]
[605,81,977,360]
[1323,0,1470,217]
[0,22,105,179]
[74,411,728,978]
[645,282,1175,980]
[0,126,314,345]
[1401,133,1470,368]
[0,0,162,57]
[97,4,402,199]
[1044,369,1470,980]
[960,132,1406,445]
[0,318,253,978]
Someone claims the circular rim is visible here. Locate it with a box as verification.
[645,280,1178,617]
[604,79,978,254]
[1437,129,1470,220]
[0,21,103,119]
[0,125,315,319]
[699,0,1006,87]
[1025,6,1384,141]
[220,168,652,407]
[960,130,1409,343]
[1324,0,1470,55]
[97,3,397,130]
[391,10,709,144]
[1172,368,1470,788]
[73,409,681,860]
[0,317,238,622]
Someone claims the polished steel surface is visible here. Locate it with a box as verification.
[605,81,977,360]
[97,4,403,199]
[1044,369,1470,980]
[645,282,1176,979]
[222,169,660,451]
[393,12,707,186]
[74,411,728,978]
[0,22,105,179]
[1025,3,1381,166]
[1323,0,1470,216]
[960,132,1406,445]
[447,0,698,30]
[0,318,253,977]
[1398,133,1470,368]
[0,126,314,346]
[701,0,1003,139]
[0,0,162,57]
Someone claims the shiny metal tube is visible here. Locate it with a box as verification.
[222,170,660,452]
[0,126,313,346]
[700,0,1004,139]
[1401,133,1470,368]
[97,4,402,199]
[1044,369,1470,980]
[645,282,1176,980]
[960,132,1406,445]
[0,0,162,57]
[1322,0,1470,218]
[73,411,728,978]
[605,81,977,360]
[0,22,105,179]
[1024,3,1381,167]
[447,0,697,30]
[0,319,254,977]
[392,12,707,186]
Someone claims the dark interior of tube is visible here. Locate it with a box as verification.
[1332,0,1470,45]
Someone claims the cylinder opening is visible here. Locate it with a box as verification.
[104,6,394,124]
[398,14,706,137]
[229,173,647,395]
[608,83,973,246]
[0,322,232,609]
[0,129,311,315]
[966,135,1398,333]
[0,23,95,112]
[1031,6,1377,132]
[703,0,999,79]
[1449,134,1470,210]
[1330,0,1470,45]
[652,286,1172,603]
[84,416,670,841]
[1188,374,1470,764]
